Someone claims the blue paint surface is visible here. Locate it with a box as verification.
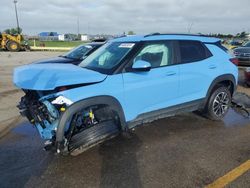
[13,63,107,90]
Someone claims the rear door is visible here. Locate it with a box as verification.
[122,41,180,121]
[177,40,214,103]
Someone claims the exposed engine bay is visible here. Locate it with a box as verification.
[18,91,60,140]
[17,90,117,154]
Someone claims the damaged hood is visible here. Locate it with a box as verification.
[33,56,78,65]
[13,63,107,90]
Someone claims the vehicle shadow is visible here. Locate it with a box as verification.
[98,132,143,188]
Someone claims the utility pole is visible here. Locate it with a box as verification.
[187,22,193,34]
[13,0,20,34]
[77,16,79,35]
[87,22,90,35]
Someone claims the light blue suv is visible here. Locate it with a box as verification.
[13,34,238,155]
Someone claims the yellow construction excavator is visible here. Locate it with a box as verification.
[0,32,30,52]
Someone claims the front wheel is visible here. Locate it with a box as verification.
[69,120,119,156]
[205,86,232,121]
[65,105,120,156]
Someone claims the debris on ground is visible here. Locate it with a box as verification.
[232,92,250,117]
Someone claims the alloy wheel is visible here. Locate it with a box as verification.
[212,91,230,117]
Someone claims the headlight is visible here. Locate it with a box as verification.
[51,96,73,106]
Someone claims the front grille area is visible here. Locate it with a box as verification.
[18,91,51,128]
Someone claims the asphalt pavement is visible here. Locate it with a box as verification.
[0,109,250,188]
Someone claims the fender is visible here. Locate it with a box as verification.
[203,74,236,107]
[56,95,127,145]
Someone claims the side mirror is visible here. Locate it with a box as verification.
[132,60,151,72]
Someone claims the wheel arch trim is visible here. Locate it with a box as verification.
[204,74,236,106]
[56,95,127,143]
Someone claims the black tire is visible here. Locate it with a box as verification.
[24,45,31,51]
[6,41,20,52]
[64,105,121,156]
[69,120,119,156]
[204,86,232,121]
[246,82,250,88]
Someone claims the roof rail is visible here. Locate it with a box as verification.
[144,33,161,37]
[144,33,208,38]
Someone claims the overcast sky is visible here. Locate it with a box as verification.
[1,0,250,35]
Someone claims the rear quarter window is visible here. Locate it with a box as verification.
[179,40,212,64]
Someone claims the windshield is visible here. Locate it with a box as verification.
[79,42,135,74]
[62,45,93,60]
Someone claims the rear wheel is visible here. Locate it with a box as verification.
[6,41,20,52]
[204,86,231,121]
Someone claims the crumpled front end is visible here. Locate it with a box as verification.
[13,63,107,150]
[17,90,71,141]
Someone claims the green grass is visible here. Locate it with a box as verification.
[28,40,86,48]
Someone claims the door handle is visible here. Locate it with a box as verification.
[209,65,217,69]
[165,71,176,76]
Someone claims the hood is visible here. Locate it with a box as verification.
[234,47,250,53]
[13,63,107,91]
[33,56,80,65]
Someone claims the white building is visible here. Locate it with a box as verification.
[58,34,65,41]
[81,35,90,41]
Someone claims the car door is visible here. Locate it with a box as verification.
[122,41,180,122]
[177,40,214,103]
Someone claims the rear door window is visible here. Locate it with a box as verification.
[179,41,211,63]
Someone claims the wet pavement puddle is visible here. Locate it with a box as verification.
[223,108,250,127]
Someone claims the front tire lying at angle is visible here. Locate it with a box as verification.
[55,98,125,156]
[69,120,119,156]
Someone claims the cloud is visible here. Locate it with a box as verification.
[0,0,249,35]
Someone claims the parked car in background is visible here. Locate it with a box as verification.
[245,67,250,86]
[228,40,243,50]
[34,42,105,65]
[233,41,250,66]
[13,34,238,155]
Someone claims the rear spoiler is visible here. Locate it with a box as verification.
[204,40,228,52]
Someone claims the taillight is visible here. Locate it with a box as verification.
[230,58,239,66]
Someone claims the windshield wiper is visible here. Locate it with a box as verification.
[59,55,79,60]
[59,55,67,58]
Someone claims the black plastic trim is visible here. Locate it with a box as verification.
[144,33,208,38]
[202,74,236,108]
[127,99,205,128]
[56,95,126,144]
